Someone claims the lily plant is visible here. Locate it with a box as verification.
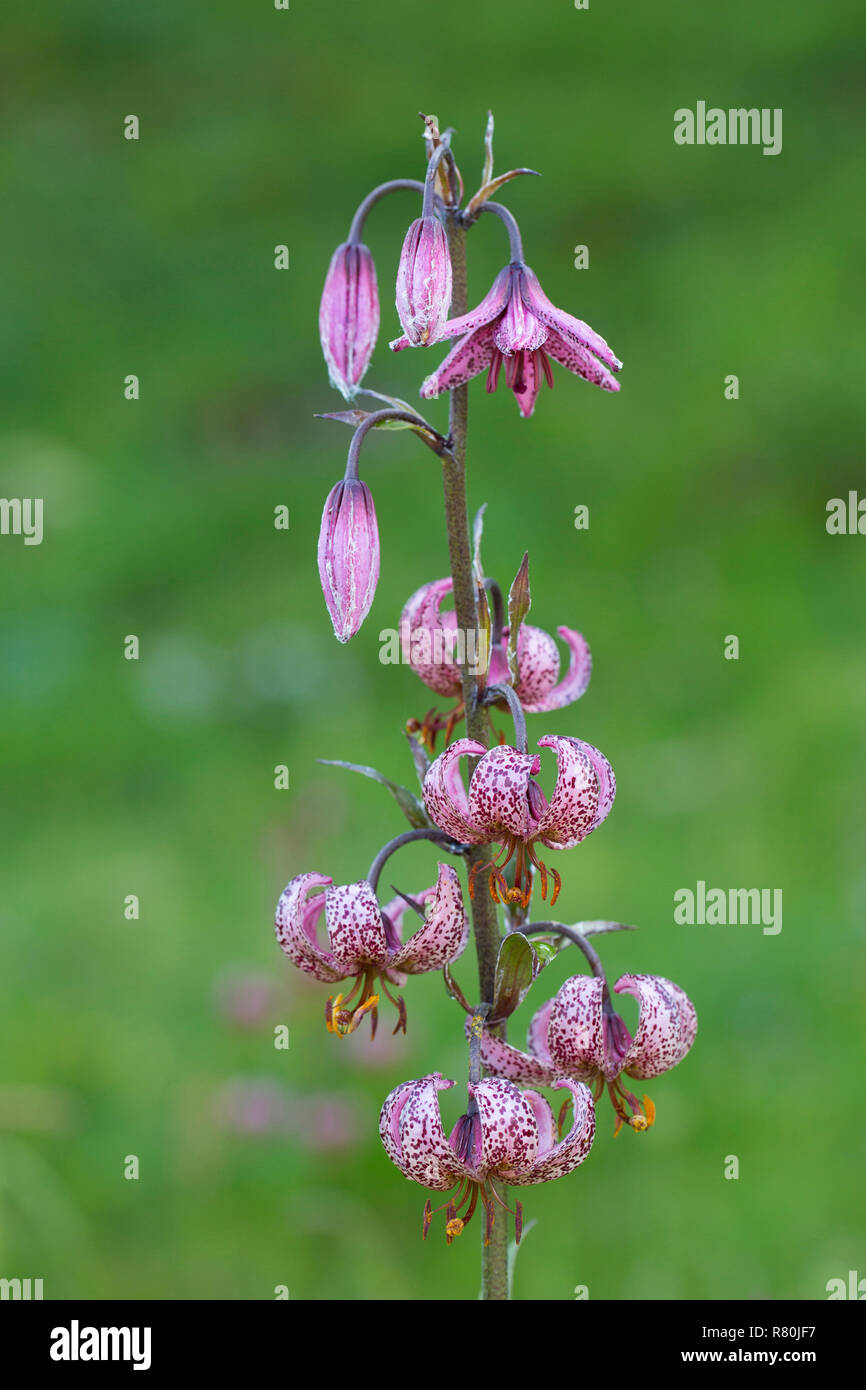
[275,112,696,1301]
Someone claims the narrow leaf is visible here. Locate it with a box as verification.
[317,759,430,830]
[466,168,541,218]
[506,552,531,687]
[405,730,431,789]
[472,502,488,582]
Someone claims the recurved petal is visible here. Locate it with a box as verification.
[399,577,462,696]
[524,628,592,712]
[519,265,622,372]
[274,873,346,983]
[493,290,547,354]
[423,738,489,843]
[546,975,606,1078]
[615,974,698,1079]
[470,1077,539,1175]
[420,324,497,398]
[507,1079,595,1185]
[379,1074,469,1190]
[544,328,621,393]
[476,1027,557,1086]
[324,880,389,970]
[467,744,542,839]
[390,863,469,973]
[532,735,599,849]
[527,996,556,1067]
[512,624,560,709]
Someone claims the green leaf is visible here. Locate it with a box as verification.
[318,759,430,830]
[506,551,531,687]
[491,932,537,1020]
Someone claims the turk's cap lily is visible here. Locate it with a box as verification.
[393,261,621,418]
[400,576,591,711]
[423,735,615,851]
[395,216,453,347]
[380,1072,595,1243]
[317,476,380,644]
[478,973,697,1135]
[275,865,468,1036]
[319,240,380,399]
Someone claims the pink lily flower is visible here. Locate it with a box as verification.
[423,735,615,908]
[380,1072,595,1244]
[319,241,379,399]
[477,973,697,1135]
[395,216,453,346]
[400,576,591,710]
[392,262,621,417]
[317,476,380,644]
[274,864,468,1037]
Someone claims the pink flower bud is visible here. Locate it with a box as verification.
[395,217,453,346]
[319,242,379,399]
[317,478,380,643]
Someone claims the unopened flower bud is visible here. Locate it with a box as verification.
[319,242,379,399]
[317,477,380,643]
[395,217,452,346]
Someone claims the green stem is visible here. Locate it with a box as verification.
[442,210,509,1301]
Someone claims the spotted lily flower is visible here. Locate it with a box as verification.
[395,216,453,346]
[400,576,591,710]
[380,1072,595,1244]
[477,974,697,1135]
[422,735,615,908]
[274,864,468,1037]
[319,241,380,399]
[392,262,621,417]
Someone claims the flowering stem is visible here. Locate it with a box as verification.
[347,179,425,245]
[479,200,524,263]
[442,209,509,1302]
[345,409,449,480]
[481,682,527,754]
[366,828,467,896]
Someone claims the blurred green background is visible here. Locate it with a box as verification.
[1,0,864,1301]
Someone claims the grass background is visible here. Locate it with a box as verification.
[0,0,864,1300]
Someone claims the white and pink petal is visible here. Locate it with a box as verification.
[546,975,606,1078]
[524,628,592,712]
[615,974,697,1079]
[467,744,542,839]
[422,738,489,843]
[274,873,345,983]
[470,1077,539,1175]
[390,863,469,973]
[324,879,389,971]
[507,1080,595,1185]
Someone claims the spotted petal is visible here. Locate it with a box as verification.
[519,265,622,373]
[523,628,592,713]
[390,863,469,973]
[425,265,513,343]
[546,975,606,1078]
[467,744,542,839]
[511,623,560,709]
[420,324,497,398]
[615,974,698,1080]
[400,578,462,697]
[507,1080,595,1185]
[527,996,556,1067]
[470,1077,539,1176]
[534,735,615,849]
[379,1074,472,1190]
[476,1027,556,1087]
[274,873,345,983]
[545,327,620,393]
[324,880,389,971]
[423,738,489,843]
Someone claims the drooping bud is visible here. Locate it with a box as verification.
[395,217,453,346]
[317,477,380,643]
[319,242,379,399]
